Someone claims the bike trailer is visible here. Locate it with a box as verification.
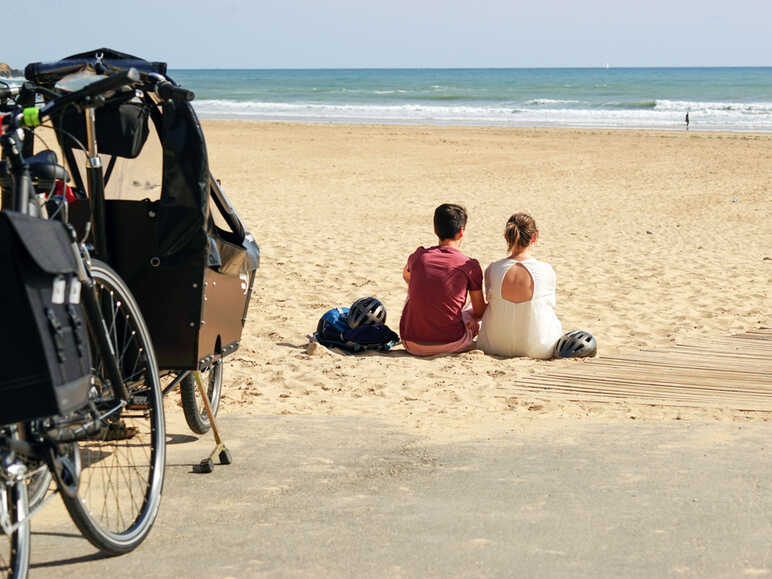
[26,49,260,372]
[0,212,91,425]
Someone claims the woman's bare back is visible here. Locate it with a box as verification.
[500,262,534,303]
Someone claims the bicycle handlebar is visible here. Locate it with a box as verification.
[1,67,195,134]
[132,71,195,103]
[0,85,21,99]
[38,67,140,122]
[156,81,195,102]
[0,68,142,130]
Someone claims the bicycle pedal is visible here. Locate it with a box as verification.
[127,394,150,410]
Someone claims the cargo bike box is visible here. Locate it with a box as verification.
[26,49,260,379]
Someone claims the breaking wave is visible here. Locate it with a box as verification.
[193,98,772,131]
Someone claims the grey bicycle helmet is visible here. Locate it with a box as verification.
[554,330,597,358]
[348,297,387,328]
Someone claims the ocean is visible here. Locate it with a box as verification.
[170,67,772,132]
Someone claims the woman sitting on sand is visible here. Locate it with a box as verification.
[478,213,563,359]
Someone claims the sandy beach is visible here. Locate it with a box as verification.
[16,118,772,579]
[181,122,772,441]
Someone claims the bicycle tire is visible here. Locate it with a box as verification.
[59,260,165,555]
[26,469,51,511]
[180,360,223,434]
[1,453,30,579]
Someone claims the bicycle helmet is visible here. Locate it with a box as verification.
[553,330,597,358]
[348,297,387,328]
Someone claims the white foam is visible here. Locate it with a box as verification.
[192,99,772,131]
[525,98,582,105]
[655,99,772,113]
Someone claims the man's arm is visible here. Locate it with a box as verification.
[469,289,486,318]
[403,263,411,284]
[468,260,486,319]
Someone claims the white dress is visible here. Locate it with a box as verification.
[478,257,563,359]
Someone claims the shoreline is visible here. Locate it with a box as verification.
[196,116,772,134]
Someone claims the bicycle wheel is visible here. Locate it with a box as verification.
[59,260,165,555]
[180,360,223,434]
[26,468,52,511]
[0,480,30,579]
[1,438,30,579]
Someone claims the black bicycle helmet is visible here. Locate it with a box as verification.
[348,297,387,328]
[553,330,597,358]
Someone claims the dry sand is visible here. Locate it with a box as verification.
[187,123,769,440]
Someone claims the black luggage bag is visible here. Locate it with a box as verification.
[0,212,91,425]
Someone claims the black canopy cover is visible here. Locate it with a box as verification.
[25,48,210,260]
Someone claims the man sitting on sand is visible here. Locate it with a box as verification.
[400,203,487,356]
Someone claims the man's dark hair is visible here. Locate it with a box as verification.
[433,203,468,240]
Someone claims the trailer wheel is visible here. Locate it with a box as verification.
[180,360,223,434]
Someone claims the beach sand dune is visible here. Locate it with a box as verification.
[199,122,770,440]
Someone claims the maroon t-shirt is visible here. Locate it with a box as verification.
[400,246,483,344]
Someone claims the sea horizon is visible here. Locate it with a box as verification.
[6,66,771,131]
[172,67,772,72]
[168,66,772,132]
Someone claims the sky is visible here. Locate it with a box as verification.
[2,0,770,69]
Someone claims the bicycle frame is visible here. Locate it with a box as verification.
[1,66,171,576]
[82,105,109,261]
[0,99,133,572]
[0,106,130,405]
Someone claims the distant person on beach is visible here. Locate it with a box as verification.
[400,203,487,356]
[685,112,690,130]
[477,213,563,359]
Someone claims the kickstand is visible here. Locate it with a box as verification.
[193,370,232,473]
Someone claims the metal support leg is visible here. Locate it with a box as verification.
[193,370,232,473]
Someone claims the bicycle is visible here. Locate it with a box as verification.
[0,69,171,577]
[24,49,259,438]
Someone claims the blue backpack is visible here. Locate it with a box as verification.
[314,307,399,353]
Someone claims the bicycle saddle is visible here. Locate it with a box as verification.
[27,149,70,183]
